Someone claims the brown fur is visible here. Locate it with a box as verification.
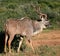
[4,16,49,53]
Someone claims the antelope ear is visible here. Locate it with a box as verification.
[37,19,42,21]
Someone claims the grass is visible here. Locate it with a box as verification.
[0,45,60,56]
[35,45,56,56]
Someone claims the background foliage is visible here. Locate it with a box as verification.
[0,0,60,31]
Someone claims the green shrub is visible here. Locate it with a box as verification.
[0,0,60,31]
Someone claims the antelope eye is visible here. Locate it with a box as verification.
[37,19,42,21]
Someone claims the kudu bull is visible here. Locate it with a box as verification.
[4,6,49,53]
[4,15,49,53]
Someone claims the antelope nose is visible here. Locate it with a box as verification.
[45,20,50,27]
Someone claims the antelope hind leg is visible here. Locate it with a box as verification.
[17,37,23,52]
[4,34,8,53]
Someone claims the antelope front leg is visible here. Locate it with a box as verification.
[28,39,34,52]
[30,40,34,52]
[17,37,23,52]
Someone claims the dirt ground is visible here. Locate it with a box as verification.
[32,30,60,47]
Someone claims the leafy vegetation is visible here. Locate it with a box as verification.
[0,0,60,31]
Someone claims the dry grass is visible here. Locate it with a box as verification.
[0,30,60,56]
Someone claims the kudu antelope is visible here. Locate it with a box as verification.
[4,15,49,53]
[4,6,49,53]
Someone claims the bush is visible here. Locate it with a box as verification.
[0,0,60,31]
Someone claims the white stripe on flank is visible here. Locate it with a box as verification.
[20,17,25,20]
